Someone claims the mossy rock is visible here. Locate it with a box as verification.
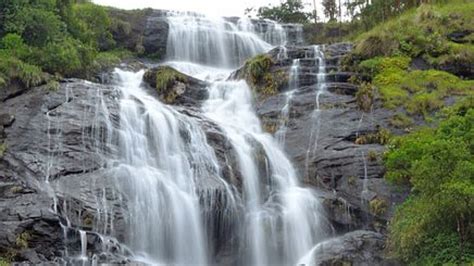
[143,66,208,105]
[241,54,288,99]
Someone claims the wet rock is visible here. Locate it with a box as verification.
[301,230,395,266]
[143,10,170,59]
[254,43,410,234]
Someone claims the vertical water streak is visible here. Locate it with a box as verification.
[304,45,327,179]
[276,59,300,146]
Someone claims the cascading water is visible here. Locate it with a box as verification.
[276,59,299,146]
[166,13,291,68]
[48,11,327,265]
[304,45,327,179]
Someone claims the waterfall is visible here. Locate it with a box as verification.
[46,12,327,265]
[166,12,301,68]
[276,59,299,146]
[304,45,327,179]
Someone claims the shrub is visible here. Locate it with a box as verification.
[389,113,413,129]
[369,198,387,216]
[15,231,30,249]
[33,38,95,77]
[71,3,114,50]
[0,54,46,88]
[356,82,376,112]
[367,150,378,161]
[0,33,30,59]
[5,7,65,47]
[243,54,287,97]
[386,109,474,264]
[356,127,391,145]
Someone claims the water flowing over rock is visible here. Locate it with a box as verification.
[0,9,407,266]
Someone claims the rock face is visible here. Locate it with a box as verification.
[252,43,410,262]
[0,73,243,263]
[301,230,393,266]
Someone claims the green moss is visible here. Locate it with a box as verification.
[367,150,378,162]
[45,80,60,92]
[243,54,286,98]
[361,55,474,114]
[389,113,414,129]
[154,66,187,93]
[370,198,388,216]
[15,231,30,249]
[0,258,10,266]
[348,176,357,186]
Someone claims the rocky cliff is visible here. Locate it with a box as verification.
[0,10,407,265]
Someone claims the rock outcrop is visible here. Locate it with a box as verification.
[250,43,410,261]
[143,66,209,106]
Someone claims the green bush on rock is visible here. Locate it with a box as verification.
[143,66,188,104]
[242,54,287,98]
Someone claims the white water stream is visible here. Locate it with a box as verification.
[46,12,329,265]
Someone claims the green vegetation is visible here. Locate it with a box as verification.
[355,127,391,145]
[243,55,288,98]
[385,102,474,264]
[246,0,310,24]
[367,150,378,162]
[152,67,187,93]
[15,231,30,249]
[359,56,474,114]
[0,258,9,266]
[0,0,133,92]
[369,198,387,216]
[389,113,414,129]
[353,3,474,63]
[143,66,188,104]
[355,82,376,112]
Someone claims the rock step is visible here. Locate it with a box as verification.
[297,72,355,86]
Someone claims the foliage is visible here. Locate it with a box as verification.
[352,2,474,61]
[153,66,187,93]
[355,127,391,145]
[15,231,30,249]
[322,0,338,22]
[0,52,46,88]
[251,0,310,24]
[355,82,376,112]
[0,0,130,83]
[385,107,474,264]
[0,258,9,266]
[356,55,474,114]
[243,55,287,98]
[3,3,64,47]
[389,113,414,129]
[71,2,114,50]
[369,198,387,216]
[367,150,378,161]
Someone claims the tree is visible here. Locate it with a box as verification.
[256,0,311,24]
[323,0,338,21]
